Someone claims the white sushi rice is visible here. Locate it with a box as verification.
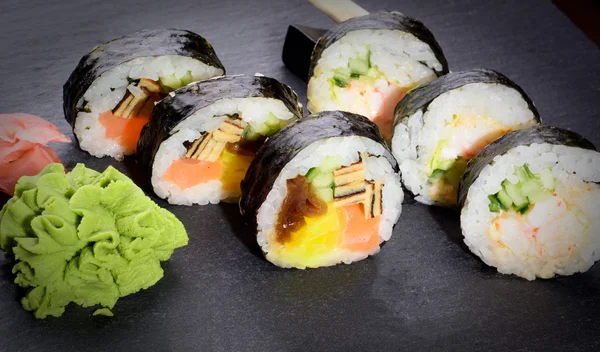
[461,143,600,280]
[152,98,297,205]
[391,82,538,205]
[255,136,404,269]
[307,29,442,113]
[73,55,224,160]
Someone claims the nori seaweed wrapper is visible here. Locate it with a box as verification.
[63,28,225,127]
[240,110,398,221]
[458,125,597,208]
[137,75,303,177]
[308,11,449,80]
[393,68,541,127]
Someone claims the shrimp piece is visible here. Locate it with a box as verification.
[445,116,510,160]
[369,82,406,140]
[490,193,588,263]
[490,212,534,257]
[336,77,406,140]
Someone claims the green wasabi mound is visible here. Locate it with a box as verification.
[0,163,188,319]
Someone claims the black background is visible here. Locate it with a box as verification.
[1,0,599,351]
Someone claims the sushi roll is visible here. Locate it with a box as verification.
[307,11,448,140]
[459,125,600,280]
[137,75,302,205]
[240,111,403,269]
[391,69,540,207]
[63,29,225,160]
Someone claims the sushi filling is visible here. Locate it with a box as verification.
[273,154,384,266]
[392,82,539,207]
[152,97,298,205]
[327,50,409,140]
[74,55,224,159]
[95,73,203,154]
[308,30,442,141]
[255,136,403,269]
[426,115,512,205]
[162,113,285,200]
[97,78,165,153]
[461,142,600,280]
[484,164,600,278]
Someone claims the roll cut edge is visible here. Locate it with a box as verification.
[459,125,600,280]
[307,11,449,141]
[137,74,302,205]
[391,68,541,207]
[308,11,448,79]
[64,28,225,159]
[240,111,403,269]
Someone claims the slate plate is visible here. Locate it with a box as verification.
[0,0,599,351]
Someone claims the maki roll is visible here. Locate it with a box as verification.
[459,125,600,280]
[391,69,540,207]
[307,11,448,140]
[137,75,302,205]
[64,29,225,160]
[240,111,403,269]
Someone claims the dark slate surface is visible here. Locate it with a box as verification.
[0,0,599,351]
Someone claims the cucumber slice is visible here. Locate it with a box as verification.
[265,113,280,128]
[334,67,351,76]
[313,187,334,203]
[333,75,349,88]
[312,173,334,188]
[527,189,552,204]
[436,158,456,171]
[520,179,542,198]
[180,71,193,86]
[523,164,535,178]
[250,122,270,136]
[488,195,502,212]
[332,68,351,87]
[159,74,182,90]
[521,177,552,203]
[350,73,361,79]
[318,156,342,173]
[539,168,555,190]
[306,168,320,182]
[366,66,381,78]
[265,125,280,137]
[241,125,261,141]
[429,169,445,181]
[348,57,369,76]
[519,205,531,214]
[503,181,528,209]
[329,78,339,101]
[515,166,530,183]
[444,158,468,185]
[496,189,513,210]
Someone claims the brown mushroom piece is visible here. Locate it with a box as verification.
[113,78,162,118]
